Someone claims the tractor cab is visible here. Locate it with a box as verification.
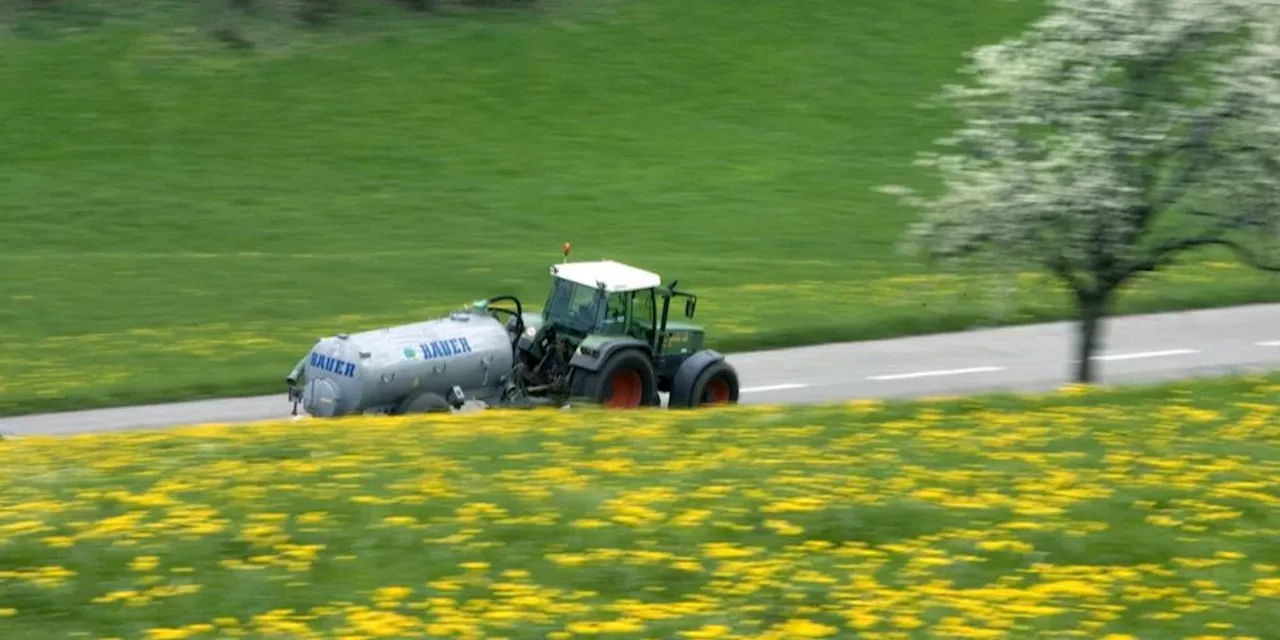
[538,259,703,357]
[545,260,659,339]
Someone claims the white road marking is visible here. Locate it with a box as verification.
[1257,341,1280,347]
[740,383,809,393]
[1091,348,1199,361]
[867,366,1006,381]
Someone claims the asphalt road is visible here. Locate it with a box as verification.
[3,303,1278,437]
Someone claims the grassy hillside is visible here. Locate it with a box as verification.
[2,0,1278,415]
[1,373,1277,637]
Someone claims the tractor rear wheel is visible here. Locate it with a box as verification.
[672,359,739,408]
[575,349,659,409]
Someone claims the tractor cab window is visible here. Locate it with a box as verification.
[545,278,605,334]
[631,289,658,343]
[602,292,630,333]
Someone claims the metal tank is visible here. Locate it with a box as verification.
[287,309,516,417]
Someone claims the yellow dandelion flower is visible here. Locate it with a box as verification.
[681,624,731,639]
[1250,577,1280,598]
[129,556,160,572]
[372,586,413,602]
[772,618,838,638]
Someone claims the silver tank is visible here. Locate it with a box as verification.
[297,310,515,417]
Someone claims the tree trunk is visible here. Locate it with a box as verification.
[1073,292,1109,383]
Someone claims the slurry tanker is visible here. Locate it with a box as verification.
[284,246,740,417]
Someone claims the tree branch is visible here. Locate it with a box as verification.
[1130,234,1280,274]
[1044,252,1090,298]
[1149,99,1247,213]
[1120,99,1251,251]
[1124,22,1213,101]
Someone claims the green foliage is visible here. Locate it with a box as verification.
[1,0,1277,415]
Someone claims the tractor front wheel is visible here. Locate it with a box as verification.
[671,359,740,409]
[575,349,660,409]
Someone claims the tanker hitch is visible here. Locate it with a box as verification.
[498,324,579,407]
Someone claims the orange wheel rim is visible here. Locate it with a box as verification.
[606,370,643,408]
[704,378,731,404]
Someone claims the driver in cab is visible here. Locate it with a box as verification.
[600,294,629,332]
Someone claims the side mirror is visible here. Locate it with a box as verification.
[684,297,696,318]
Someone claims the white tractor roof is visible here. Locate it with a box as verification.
[551,259,662,293]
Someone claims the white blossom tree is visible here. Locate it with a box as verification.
[880,0,1280,383]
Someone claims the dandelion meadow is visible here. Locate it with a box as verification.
[1,374,1277,638]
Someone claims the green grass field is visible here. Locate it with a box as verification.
[1,373,1277,637]
[3,0,1278,415]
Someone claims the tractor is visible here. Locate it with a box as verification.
[495,250,739,409]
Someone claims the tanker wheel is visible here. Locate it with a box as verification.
[684,360,740,408]
[580,349,659,410]
[395,391,452,415]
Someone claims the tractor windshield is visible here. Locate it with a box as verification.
[544,278,605,335]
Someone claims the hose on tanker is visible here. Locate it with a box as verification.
[285,356,307,415]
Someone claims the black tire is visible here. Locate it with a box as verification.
[572,349,660,409]
[395,391,452,415]
[671,360,739,409]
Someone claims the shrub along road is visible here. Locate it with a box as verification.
[3,303,1277,437]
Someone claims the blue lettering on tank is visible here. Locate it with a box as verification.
[308,351,357,378]
[420,337,472,360]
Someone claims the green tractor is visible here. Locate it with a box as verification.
[489,253,740,410]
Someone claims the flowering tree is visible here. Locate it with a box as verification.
[880,0,1280,383]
